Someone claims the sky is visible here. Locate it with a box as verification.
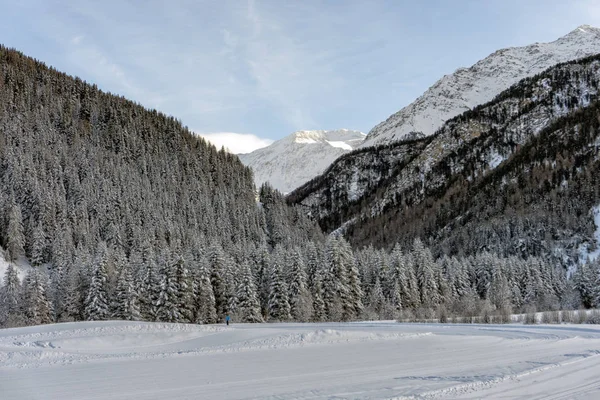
[2,0,600,153]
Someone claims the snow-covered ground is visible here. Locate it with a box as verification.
[2,321,600,399]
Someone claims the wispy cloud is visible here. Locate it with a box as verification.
[5,0,600,143]
[198,132,273,154]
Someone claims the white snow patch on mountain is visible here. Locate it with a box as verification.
[488,149,506,169]
[363,25,600,147]
[0,251,31,284]
[239,129,365,193]
[326,140,353,150]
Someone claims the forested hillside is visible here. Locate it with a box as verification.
[290,55,600,266]
[1,46,599,329]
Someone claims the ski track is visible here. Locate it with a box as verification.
[1,321,600,399]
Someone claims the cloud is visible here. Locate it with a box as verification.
[198,132,274,154]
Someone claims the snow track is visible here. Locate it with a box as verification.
[1,322,600,399]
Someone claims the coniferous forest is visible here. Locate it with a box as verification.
[1,45,600,329]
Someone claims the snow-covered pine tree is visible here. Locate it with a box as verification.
[368,277,384,317]
[236,260,263,323]
[412,238,439,310]
[340,237,363,320]
[268,249,290,321]
[223,255,238,318]
[489,265,511,312]
[6,203,25,262]
[173,255,194,323]
[208,243,228,319]
[573,261,596,308]
[194,260,217,324]
[155,253,182,323]
[134,244,160,321]
[84,242,110,321]
[323,236,350,321]
[30,221,46,267]
[287,247,312,322]
[311,274,326,322]
[22,268,53,325]
[1,263,22,326]
[112,263,141,321]
[255,245,271,318]
[304,241,320,293]
[62,245,92,321]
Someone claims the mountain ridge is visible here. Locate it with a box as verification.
[239,129,365,193]
[289,54,600,265]
[362,24,600,147]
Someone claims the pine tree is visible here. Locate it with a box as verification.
[368,277,385,316]
[30,221,46,267]
[173,255,194,322]
[287,248,312,322]
[156,255,181,323]
[413,238,439,309]
[489,267,511,312]
[84,242,110,321]
[112,264,141,321]
[135,247,160,321]
[236,260,263,323]
[194,261,217,324]
[323,236,350,321]
[268,253,290,321]
[6,203,25,262]
[23,268,53,325]
[1,263,22,326]
[255,245,271,318]
[341,238,363,320]
[311,275,326,322]
[209,244,228,319]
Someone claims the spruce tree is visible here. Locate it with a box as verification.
[6,203,25,262]
[311,275,326,322]
[1,263,22,326]
[84,242,110,321]
[156,255,181,323]
[173,255,194,322]
[236,260,263,323]
[268,253,290,321]
[113,264,141,321]
[194,261,217,324]
[23,268,53,325]
[30,221,46,267]
[323,236,350,321]
[287,247,312,322]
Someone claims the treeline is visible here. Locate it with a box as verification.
[3,234,598,328]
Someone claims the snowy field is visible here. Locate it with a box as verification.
[2,321,600,399]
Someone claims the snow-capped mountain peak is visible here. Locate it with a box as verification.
[239,129,365,193]
[362,25,600,147]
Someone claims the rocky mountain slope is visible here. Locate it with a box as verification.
[363,25,600,147]
[289,55,600,265]
[239,129,365,193]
